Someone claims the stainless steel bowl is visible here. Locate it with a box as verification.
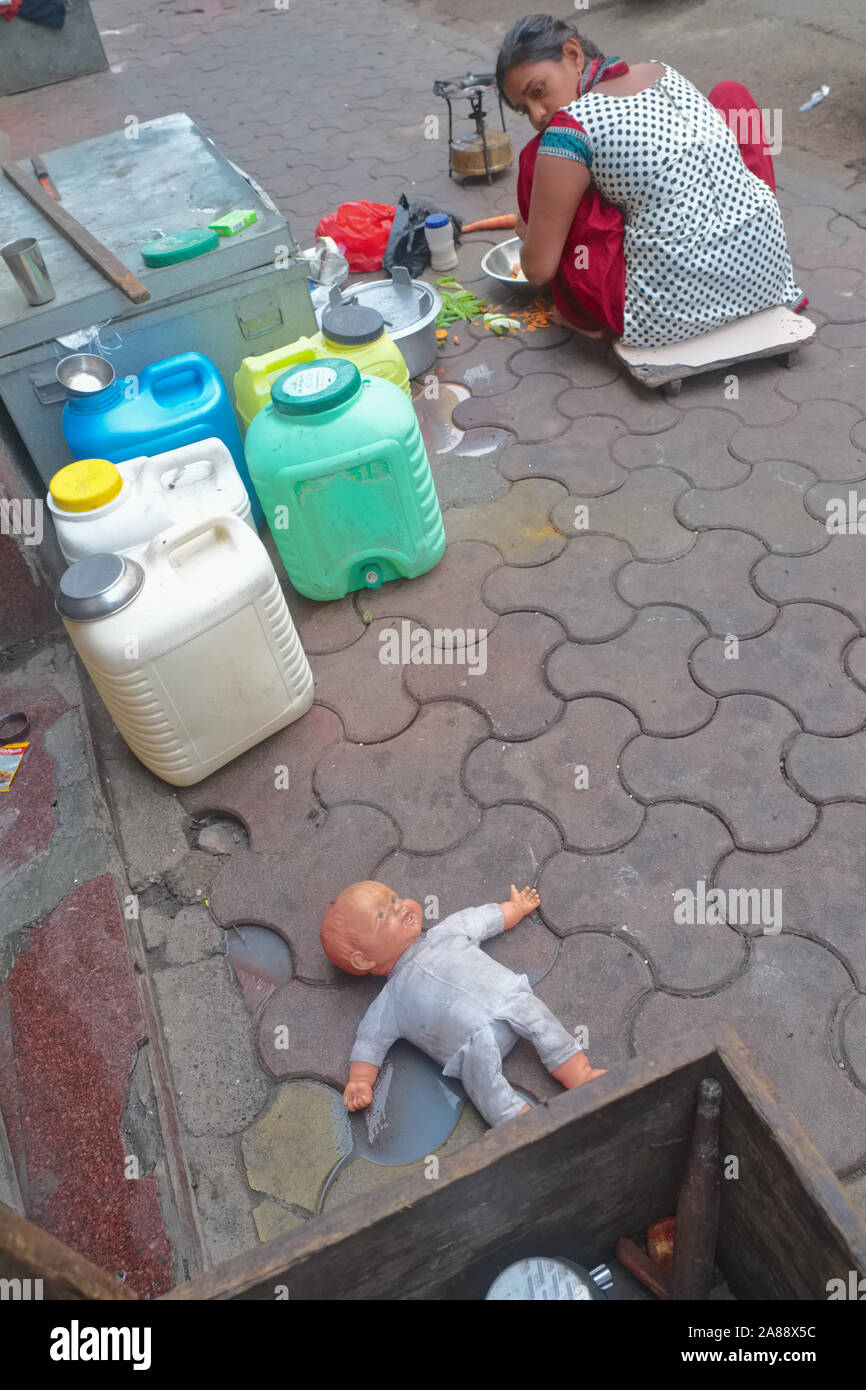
[56,353,116,396]
[56,553,144,623]
[480,237,531,286]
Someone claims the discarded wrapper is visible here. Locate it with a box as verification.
[799,85,830,112]
[0,741,29,792]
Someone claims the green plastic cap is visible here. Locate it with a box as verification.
[141,229,220,267]
[271,359,361,415]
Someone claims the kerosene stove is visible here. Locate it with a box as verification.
[433,72,514,183]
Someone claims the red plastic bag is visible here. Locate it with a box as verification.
[315,201,396,272]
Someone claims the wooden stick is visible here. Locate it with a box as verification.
[1,161,151,305]
[616,1237,672,1300]
[670,1077,722,1299]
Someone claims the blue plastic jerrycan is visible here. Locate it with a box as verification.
[61,351,264,527]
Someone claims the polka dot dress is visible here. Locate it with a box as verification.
[541,61,806,347]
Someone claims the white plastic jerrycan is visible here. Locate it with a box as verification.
[56,513,314,787]
[47,438,256,564]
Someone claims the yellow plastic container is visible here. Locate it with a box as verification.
[234,302,410,429]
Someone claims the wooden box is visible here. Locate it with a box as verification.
[166,1024,866,1301]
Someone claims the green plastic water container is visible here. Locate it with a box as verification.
[244,359,445,601]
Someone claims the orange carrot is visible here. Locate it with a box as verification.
[461,215,517,233]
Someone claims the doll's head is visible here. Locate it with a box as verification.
[321,880,423,976]
[496,15,604,132]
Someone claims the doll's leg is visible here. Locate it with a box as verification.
[500,988,604,1084]
[456,1025,529,1127]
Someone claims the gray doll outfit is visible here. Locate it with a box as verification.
[350,903,580,1126]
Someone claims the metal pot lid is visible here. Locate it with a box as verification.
[343,266,441,337]
[56,552,144,622]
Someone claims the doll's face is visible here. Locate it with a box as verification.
[504,39,584,133]
[349,882,423,971]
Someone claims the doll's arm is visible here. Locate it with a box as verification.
[344,1061,379,1112]
[498,884,541,931]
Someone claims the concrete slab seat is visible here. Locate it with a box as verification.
[614,306,817,395]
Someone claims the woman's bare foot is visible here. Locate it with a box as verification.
[548,305,605,338]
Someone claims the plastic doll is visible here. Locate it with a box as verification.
[321,880,606,1126]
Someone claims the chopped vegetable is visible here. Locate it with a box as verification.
[461,215,518,233]
[484,313,521,335]
[435,278,488,328]
[436,328,448,340]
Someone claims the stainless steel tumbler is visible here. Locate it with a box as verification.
[1,236,56,306]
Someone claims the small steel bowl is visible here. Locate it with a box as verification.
[56,553,144,623]
[56,353,116,396]
[480,237,532,286]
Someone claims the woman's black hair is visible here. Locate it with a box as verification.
[496,14,604,106]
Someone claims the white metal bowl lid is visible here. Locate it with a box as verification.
[485,1258,601,1300]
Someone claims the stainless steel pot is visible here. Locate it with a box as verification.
[319,266,442,379]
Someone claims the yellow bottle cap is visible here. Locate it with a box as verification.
[49,459,123,513]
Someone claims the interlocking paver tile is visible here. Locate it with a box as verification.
[281,584,367,655]
[241,1081,352,1213]
[444,479,567,564]
[776,347,866,413]
[497,417,628,493]
[656,359,798,424]
[843,996,866,1090]
[798,267,866,323]
[822,321,866,351]
[632,936,866,1173]
[258,977,380,1085]
[800,229,866,273]
[356,540,502,642]
[558,375,680,433]
[312,621,418,742]
[378,804,562,981]
[552,467,695,559]
[317,701,487,851]
[787,728,866,801]
[731,400,866,481]
[610,408,748,488]
[717,804,866,987]
[676,459,828,554]
[540,803,739,989]
[618,530,775,637]
[483,536,633,639]
[452,373,572,443]
[804,477,866,529]
[504,933,651,1103]
[405,611,564,738]
[621,695,816,851]
[548,607,714,735]
[179,705,343,852]
[781,204,848,259]
[444,338,520,397]
[509,338,620,389]
[207,804,400,983]
[691,603,866,734]
[755,535,866,626]
[465,698,643,851]
[848,637,866,687]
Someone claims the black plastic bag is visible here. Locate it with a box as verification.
[382,194,462,276]
[19,0,65,27]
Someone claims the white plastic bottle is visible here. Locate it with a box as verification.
[46,439,256,565]
[56,513,314,787]
[424,213,458,271]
